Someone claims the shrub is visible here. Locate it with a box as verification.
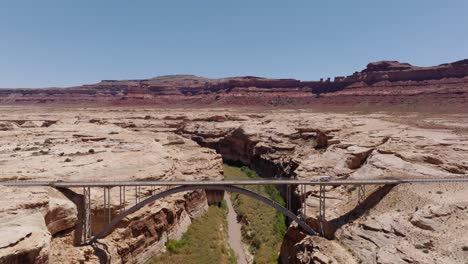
[219,200,228,210]
[64,158,72,162]
[252,238,262,250]
[88,149,95,154]
[462,245,468,251]
[236,207,245,219]
[240,166,258,178]
[273,213,287,238]
[166,239,185,254]
[265,185,286,206]
[228,251,236,264]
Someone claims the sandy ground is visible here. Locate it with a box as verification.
[224,193,251,264]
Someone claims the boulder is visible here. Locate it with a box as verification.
[345,146,373,169]
[409,204,455,231]
[0,212,50,264]
[45,189,78,235]
[410,215,437,231]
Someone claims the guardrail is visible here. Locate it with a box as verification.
[1,177,468,187]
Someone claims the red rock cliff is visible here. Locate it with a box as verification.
[1,59,467,110]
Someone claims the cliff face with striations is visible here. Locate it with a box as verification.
[1,59,468,110]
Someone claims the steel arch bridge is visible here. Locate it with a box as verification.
[2,177,468,244]
[88,185,317,244]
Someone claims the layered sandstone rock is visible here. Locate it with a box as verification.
[1,59,468,110]
[0,108,223,263]
[45,189,79,235]
[0,187,50,264]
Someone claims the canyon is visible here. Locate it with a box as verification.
[1,107,467,263]
[0,58,468,264]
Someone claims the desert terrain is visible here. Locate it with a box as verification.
[0,106,467,263]
[1,59,468,264]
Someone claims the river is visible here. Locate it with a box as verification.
[224,193,252,264]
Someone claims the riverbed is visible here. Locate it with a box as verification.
[225,193,252,264]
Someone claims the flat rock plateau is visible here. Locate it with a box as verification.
[0,59,467,112]
[0,59,468,264]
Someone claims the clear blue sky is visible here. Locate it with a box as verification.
[1,0,467,87]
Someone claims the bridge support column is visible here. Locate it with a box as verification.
[319,185,326,237]
[119,186,126,214]
[103,187,111,224]
[358,185,366,204]
[135,186,142,204]
[82,187,92,241]
[138,186,142,202]
[300,184,307,219]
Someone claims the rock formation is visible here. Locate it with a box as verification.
[0,59,468,111]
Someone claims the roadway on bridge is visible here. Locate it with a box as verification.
[1,177,468,187]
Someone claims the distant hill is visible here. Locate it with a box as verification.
[1,59,467,111]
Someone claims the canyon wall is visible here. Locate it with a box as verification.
[170,110,468,264]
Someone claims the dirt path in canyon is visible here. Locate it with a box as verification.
[225,193,251,264]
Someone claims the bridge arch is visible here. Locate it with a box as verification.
[89,185,317,244]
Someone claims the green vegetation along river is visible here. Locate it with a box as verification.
[147,203,236,264]
[224,164,287,264]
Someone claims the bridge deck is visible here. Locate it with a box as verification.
[1,177,468,187]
